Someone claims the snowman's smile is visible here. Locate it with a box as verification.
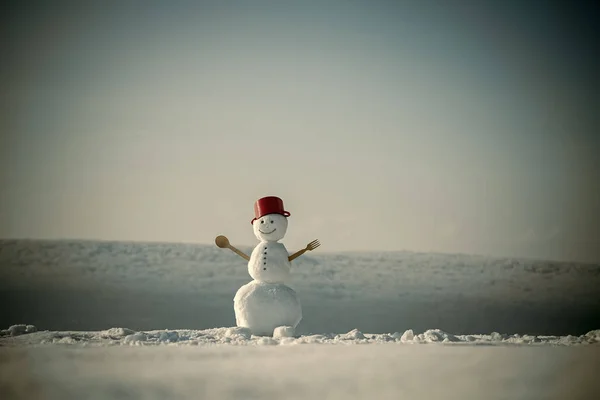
[258,228,276,235]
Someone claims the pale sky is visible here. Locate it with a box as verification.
[1,1,598,263]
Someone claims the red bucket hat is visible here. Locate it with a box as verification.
[251,196,291,224]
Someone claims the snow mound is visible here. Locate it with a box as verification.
[0,324,37,337]
[100,327,135,338]
[2,239,599,336]
[1,325,598,347]
[273,326,295,339]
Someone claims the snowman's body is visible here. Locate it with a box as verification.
[247,241,291,283]
[233,210,302,336]
[234,280,302,336]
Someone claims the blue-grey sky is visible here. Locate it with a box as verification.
[1,0,598,263]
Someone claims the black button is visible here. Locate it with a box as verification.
[263,268,266,270]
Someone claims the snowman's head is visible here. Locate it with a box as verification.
[253,213,288,242]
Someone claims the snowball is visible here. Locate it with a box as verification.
[273,326,295,339]
[248,241,291,284]
[8,325,28,336]
[234,281,302,336]
[252,214,288,242]
[400,330,414,342]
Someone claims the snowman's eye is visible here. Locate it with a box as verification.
[270,220,273,223]
[260,221,264,224]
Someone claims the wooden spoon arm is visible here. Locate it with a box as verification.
[288,248,307,262]
[227,245,250,261]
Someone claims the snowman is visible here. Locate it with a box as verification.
[215,196,320,337]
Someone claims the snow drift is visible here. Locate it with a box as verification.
[1,239,598,335]
[1,240,599,399]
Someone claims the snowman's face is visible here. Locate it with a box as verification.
[253,213,288,242]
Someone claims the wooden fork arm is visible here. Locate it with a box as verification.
[288,248,308,262]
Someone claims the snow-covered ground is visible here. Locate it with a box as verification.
[3,325,599,346]
[1,239,599,399]
[2,340,599,400]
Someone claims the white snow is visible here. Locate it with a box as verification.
[252,213,289,243]
[5,324,37,336]
[234,281,302,336]
[247,240,291,283]
[272,325,295,339]
[1,239,599,398]
[1,338,599,400]
[233,212,302,335]
[2,325,599,398]
[1,239,598,335]
[3,326,599,347]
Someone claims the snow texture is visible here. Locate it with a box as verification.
[2,239,598,335]
[2,343,598,400]
[1,326,600,399]
[234,281,302,336]
[247,241,291,283]
[237,213,300,334]
[273,325,295,338]
[252,213,288,243]
[1,240,600,399]
[2,325,599,346]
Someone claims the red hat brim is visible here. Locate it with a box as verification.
[251,211,290,224]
